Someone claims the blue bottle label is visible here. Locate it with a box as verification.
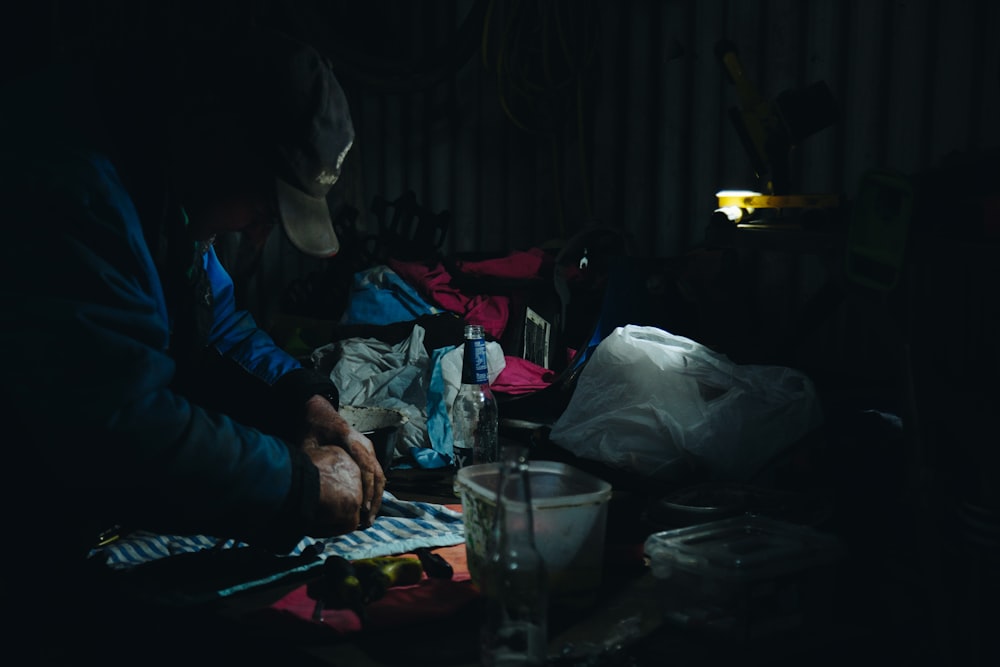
[462,337,490,385]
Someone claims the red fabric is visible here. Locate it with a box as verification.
[388,259,509,340]
[493,356,555,395]
[260,517,478,635]
[452,248,551,280]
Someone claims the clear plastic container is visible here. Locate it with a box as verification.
[643,514,845,640]
[455,460,612,607]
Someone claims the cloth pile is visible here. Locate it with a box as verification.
[325,252,562,468]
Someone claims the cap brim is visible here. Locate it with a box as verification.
[275,176,340,258]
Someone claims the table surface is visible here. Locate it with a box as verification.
[208,545,663,667]
[181,472,660,666]
[91,461,930,667]
[205,546,883,667]
[190,479,875,667]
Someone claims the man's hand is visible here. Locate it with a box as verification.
[301,395,386,527]
[303,445,364,535]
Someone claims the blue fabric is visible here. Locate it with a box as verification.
[0,64,305,538]
[569,255,652,373]
[203,245,300,383]
[424,345,459,467]
[340,265,439,326]
[322,331,453,470]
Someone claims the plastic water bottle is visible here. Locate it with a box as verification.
[452,324,498,469]
[480,445,548,666]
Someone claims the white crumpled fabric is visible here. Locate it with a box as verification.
[435,341,506,420]
[310,324,506,464]
[548,325,823,482]
[312,325,433,459]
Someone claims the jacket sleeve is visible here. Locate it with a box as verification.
[203,246,302,383]
[0,150,317,552]
[200,241,341,434]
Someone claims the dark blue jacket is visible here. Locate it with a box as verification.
[0,55,336,560]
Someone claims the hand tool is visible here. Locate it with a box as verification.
[415,547,454,580]
[307,555,424,624]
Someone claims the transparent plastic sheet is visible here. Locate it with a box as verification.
[548,325,823,482]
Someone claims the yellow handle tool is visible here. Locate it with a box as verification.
[307,555,425,623]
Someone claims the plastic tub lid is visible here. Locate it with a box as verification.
[455,460,612,509]
[644,514,845,581]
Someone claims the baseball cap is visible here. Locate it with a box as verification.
[237,30,354,258]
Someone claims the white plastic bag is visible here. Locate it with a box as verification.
[548,325,823,482]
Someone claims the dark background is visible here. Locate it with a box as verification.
[3,0,996,374]
[2,1,998,664]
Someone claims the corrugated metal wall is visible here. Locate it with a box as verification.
[13,0,1000,345]
[21,0,999,255]
[288,0,999,260]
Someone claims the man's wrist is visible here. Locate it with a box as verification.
[254,443,320,553]
[314,388,339,409]
[273,368,340,411]
[267,368,340,441]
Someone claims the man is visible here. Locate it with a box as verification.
[0,27,383,658]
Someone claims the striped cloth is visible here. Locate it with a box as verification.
[90,492,465,598]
